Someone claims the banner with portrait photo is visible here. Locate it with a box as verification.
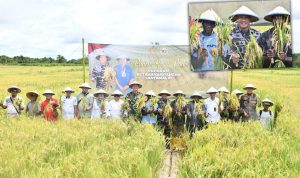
[88,43,228,97]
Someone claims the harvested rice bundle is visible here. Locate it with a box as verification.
[244,34,263,69]
[136,95,146,113]
[121,98,129,117]
[104,67,116,90]
[271,100,283,130]
[149,97,158,117]
[163,102,173,120]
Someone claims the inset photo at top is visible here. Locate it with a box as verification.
[189,0,294,71]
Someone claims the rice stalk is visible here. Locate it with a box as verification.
[244,34,263,69]
[136,95,146,114]
[103,67,116,90]
[176,95,187,117]
[163,102,172,120]
[121,98,129,118]
[149,96,158,117]
[190,19,201,50]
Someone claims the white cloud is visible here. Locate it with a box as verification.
[0,0,299,59]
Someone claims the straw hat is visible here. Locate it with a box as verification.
[264,6,290,22]
[190,91,202,98]
[111,90,123,96]
[243,84,256,90]
[116,54,130,61]
[26,91,39,99]
[173,90,185,96]
[158,89,171,96]
[129,81,142,88]
[218,86,229,93]
[89,48,111,61]
[262,98,274,106]
[206,87,218,94]
[232,89,243,95]
[43,89,55,96]
[63,87,74,93]
[94,89,109,97]
[199,8,220,23]
[145,90,156,97]
[230,6,259,22]
[79,83,92,89]
[7,86,21,93]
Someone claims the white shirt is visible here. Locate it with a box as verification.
[61,96,77,120]
[106,99,124,120]
[259,110,273,127]
[91,99,108,119]
[204,97,220,123]
[3,95,25,116]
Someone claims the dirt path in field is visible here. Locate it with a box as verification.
[158,150,180,178]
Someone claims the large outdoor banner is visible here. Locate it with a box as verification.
[88,43,228,97]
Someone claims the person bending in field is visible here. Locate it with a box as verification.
[259,99,274,129]
[25,91,41,117]
[41,90,59,121]
[61,87,78,120]
[0,86,25,117]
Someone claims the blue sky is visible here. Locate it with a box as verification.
[0,0,299,59]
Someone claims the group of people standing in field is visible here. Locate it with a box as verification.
[191,5,292,71]
[0,81,275,150]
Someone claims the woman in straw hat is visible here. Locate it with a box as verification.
[115,55,135,94]
[156,89,172,149]
[41,89,59,121]
[257,6,292,68]
[239,84,260,121]
[90,49,111,89]
[186,91,204,138]
[141,90,158,125]
[61,87,78,120]
[204,87,221,124]
[125,81,143,119]
[76,83,94,118]
[227,6,261,69]
[0,86,25,117]
[106,90,124,120]
[259,98,274,129]
[25,91,41,117]
[91,89,109,119]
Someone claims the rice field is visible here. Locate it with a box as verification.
[0,65,299,177]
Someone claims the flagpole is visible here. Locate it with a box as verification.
[82,38,85,83]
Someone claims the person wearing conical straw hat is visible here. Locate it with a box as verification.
[25,91,41,117]
[91,89,109,119]
[76,83,94,118]
[218,86,229,120]
[259,98,274,129]
[90,49,111,89]
[115,54,135,94]
[227,6,261,69]
[258,6,292,68]
[156,89,172,149]
[61,87,78,120]
[106,90,124,120]
[186,91,204,138]
[141,90,158,125]
[239,84,260,121]
[170,90,187,150]
[125,81,143,120]
[41,90,59,121]
[232,89,243,99]
[204,87,221,124]
[0,86,25,117]
[193,9,221,71]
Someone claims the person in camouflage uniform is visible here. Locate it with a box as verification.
[227,6,261,69]
[258,6,292,68]
[239,84,260,121]
[90,49,111,89]
[156,89,172,149]
[170,90,187,150]
[186,91,204,138]
[125,81,143,120]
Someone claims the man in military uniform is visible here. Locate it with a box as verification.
[186,91,204,138]
[227,6,261,69]
[239,84,260,121]
[258,6,292,68]
[125,81,143,120]
[156,89,172,149]
[170,90,187,150]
